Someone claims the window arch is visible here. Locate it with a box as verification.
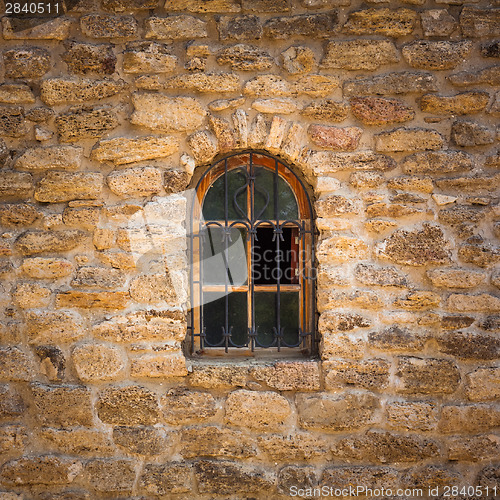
[189,151,315,356]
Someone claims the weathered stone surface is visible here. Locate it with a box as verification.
[481,41,500,58]
[131,93,206,132]
[187,130,218,163]
[250,362,320,391]
[320,466,399,492]
[316,195,360,217]
[375,127,443,152]
[297,393,379,431]
[114,426,168,456]
[258,433,329,461]
[129,273,178,304]
[21,257,73,279]
[33,346,65,382]
[396,356,460,394]
[0,204,38,227]
[301,99,348,122]
[0,456,82,487]
[2,16,72,40]
[317,236,369,262]
[80,14,138,38]
[402,40,472,70]
[181,426,257,458]
[319,311,371,333]
[243,75,293,97]
[0,106,27,137]
[145,15,208,39]
[16,145,83,172]
[278,466,316,494]
[164,72,240,93]
[62,206,100,230]
[420,91,490,115]
[102,0,159,10]
[3,47,51,78]
[252,98,296,114]
[351,97,414,125]
[448,293,500,312]
[308,125,362,151]
[403,466,461,489]
[344,71,437,96]
[369,325,427,352]
[439,404,500,433]
[324,359,390,391]
[449,66,500,86]
[458,237,500,268]
[427,268,486,288]
[15,230,86,256]
[366,201,422,218]
[0,172,30,199]
[13,282,50,309]
[189,364,248,389]
[41,78,126,106]
[56,291,128,309]
[394,291,440,310]
[344,8,417,36]
[97,385,160,425]
[107,167,163,198]
[319,289,382,312]
[25,310,83,345]
[448,435,500,461]
[62,41,116,75]
[195,460,275,495]
[401,151,473,174]
[216,44,273,71]
[208,97,245,112]
[437,331,500,360]
[354,263,407,287]
[31,383,93,427]
[0,83,35,104]
[442,315,475,330]
[421,9,458,36]
[217,15,262,40]
[281,46,315,74]
[465,368,500,401]
[377,223,450,266]
[349,171,384,189]
[451,120,495,146]
[39,428,113,456]
[123,41,177,73]
[0,385,25,420]
[55,106,118,142]
[82,459,135,493]
[460,6,500,37]
[0,347,32,382]
[0,424,27,454]
[35,172,103,203]
[264,13,338,39]
[225,390,291,430]
[72,344,125,382]
[333,431,439,463]
[130,353,188,378]
[139,463,192,495]
[386,401,439,431]
[387,175,433,193]
[92,135,178,165]
[162,389,217,424]
[321,40,399,70]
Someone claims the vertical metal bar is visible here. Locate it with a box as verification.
[249,152,255,350]
[224,158,229,352]
[301,221,307,349]
[189,186,195,353]
[275,159,281,351]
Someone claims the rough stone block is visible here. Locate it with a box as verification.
[324,359,390,391]
[0,424,27,454]
[250,362,320,391]
[437,331,500,360]
[21,258,73,280]
[438,404,500,433]
[375,127,443,152]
[0,204,39,227]
[420,91,490,115]
[129,273,178,305]
[123,41,177,73]
[386,401,439,431]
[402,40,472,70]
[2,16,72,40]
[421,9,457,36]
[301,99,348,122]
[0,385,25,420]
[0,347,32,382]
[278,466,317,495]
[39,428,114,456]
[81,459,136,493]
[343,8,417,36]
[449,66,500,86]
[351,96,414,125]
[188,364,248,389]
[139,463,192,495]
[35,172,103,203]
[451,120,495,146]
[55,291,129,310]
[72,343,125,382]
[3,47,50,78]
[258,433,329,461]
[102,0,159,10]
[107,166,163,198]
[41,78,126,105]
[145,15,208,39]
[369,325,427,352]
[427,268,486,288]
[113,426,169,456]
[130,353,188,378]
[13,282,50,309]
[62,41,116,75]
[217,15,262,40]
[448,435,500,461]
[161,388,217,424]
[281,45,315,74]
[403,466,461,489]
[16,145,83,171]
[320,466,399,492]
[401,151,473,174]
[264,13,338,39]
[315,195,360,217]
[354,263,407,287]
[80,14,137,38]
[242,0,290,11]
[308,125,362,151]
[0,106,27,137]
[55,106,118,142]
[317,236,369,262]
[460,6,500,37]
[164,0,240,12]
[15,230,86,257]
[0,83,35,104]
[217,44,273,71]
[465,367,500,401]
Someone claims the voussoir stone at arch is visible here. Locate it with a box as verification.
[131,93,206,132]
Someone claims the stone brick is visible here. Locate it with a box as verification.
[281,46,315,75]
[161,388,217,424]
[448,293,500,312]
[451,120,495,147]
[80,14,137,38]
[420,91,490,115]
[458,237,500,268]
[294,75,340,98]
[97,385,160,425]
[0,204,39,227]
[56,291,128,310]
[437,175,499,194]
[465,367,500,401]
[123,41,176,73]
[82,459,135,493]
[354,263,407,287]
[349,171,384,189]
[308,125,362,151]
[3,47,50,78]
[92,135,178,165]
[402,40,472,70]
[460,6,500,37]
[113,426,169,456]
[315,195,360,217]
[427,268,486,288]
[62,206,99,230]
[145,15,208,39]
[97,251,136,270]
[386,401,439,431]
[333,431,439,463]
[343,71,437,96]
[448,435,500,461]
[163,0,240,12]
[130,353,188,378]
[449,66,500,86]
[250,362,320,391]
[0,347,32,382]
[477,466,500,489]
[1,16,72,40]
[264,13,337,39]
[195,460,275,495]
[369,325,427,352]
[324,359,390,391]
[41,78,126,106]
[30,383,93,427]
[16,145,83,172]
[442,315,475,330]
[216,44,273,71]
[401,151,473,175]
[0,456,82,487]
[319,311,371,332]
[208,97,245,112]
[319,290,383,312]
[366,201,422,218]
[189,364,248,389]
[439,404,500,433]
[72,266,124,289]
[403,466,461,489]
[258,433,329,461]
[187,130,218,163]
[55,106,118,142]
[320,467,399,492]
[225,390,291,430]
[62,41,116,75]
[396,356,460,394]
[421,9,457,36]
[321,40,399,70]
[25,310,83,345]
[317,236,369,262]
[13,282,50,309]
[21,257,73,279]
[243,75,293,97]
[164,72,240,93]
[39,428,114,456]
[351,97,414,126]
[297,393,379,431]
[33,346,65,382]
[102,0,159,10]
[0,106,27,137]
[375,127,443,152]
[0,424,27,454]
[344,8,417,37]
[72,343,125,382]
[376,223,450,266]
[0,385,25,420]
[129,273,178,304]
[35,172,103,203]
[394,291,440,310]
[481,41,500,58]
[0,172,30,200]
[217,15,262,40]
[107,166,162,198]
[180,426,257,458]
[437,331,500,360]
[0,83,35,104]
[139,463,192,495]
[388,175,433,193]
[301,99,348,122]
[252,98,296,114]
[131,93,206,132]
[242,0,290,11]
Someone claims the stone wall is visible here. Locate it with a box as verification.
[0,0,499,498]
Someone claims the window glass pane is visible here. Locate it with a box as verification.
[201,226,247,286]
[254,167,299,221]
[254,292,300,347]
[203,292,248,347]
[203,168,248,220]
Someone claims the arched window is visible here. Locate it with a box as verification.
[189,151,315,356]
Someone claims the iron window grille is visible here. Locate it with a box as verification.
[189,151,316,355]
